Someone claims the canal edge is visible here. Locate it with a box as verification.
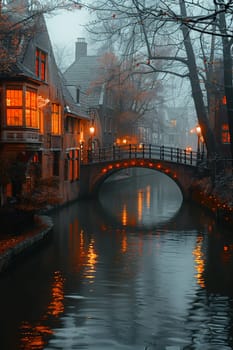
[0,215,53,274]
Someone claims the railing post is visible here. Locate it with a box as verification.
[88,149,92,163]
[184,149,186,164]
[129,144,132,159]
[142,144,145,158]
[171,147,173,161]
[190,151,193,165]
[118,146,121,159]
[149,144,151,159]
[160,145,164,160]
[113,145,115,160]
[176,148,179,163]
[134,145,137,158]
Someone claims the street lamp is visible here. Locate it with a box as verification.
[196,125,201,159]
[88,124,95,162]
[90,126,95,136]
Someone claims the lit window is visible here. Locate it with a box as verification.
[6,89,23,125]
[6,87,39,128]
[170,119,177,127]
[222,123,230,144]
[51,103,61,135]
[25,90,38,127]
[36,48,46,81]
[222,95,227,105]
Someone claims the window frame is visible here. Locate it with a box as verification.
[222,123,230,144]
[51,103,62,135]
[6,85,39,128]
[6,88,23,126]
[25,89,38,127]
[35,48,47,81]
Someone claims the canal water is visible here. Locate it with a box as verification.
[0,169,233,350]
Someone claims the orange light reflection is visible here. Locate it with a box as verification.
[146,185,151,209]
[85,239,98,282]
[20,323,53,350]
[138,190,143,222]
[121,234,127,253]
[122,204,128,226]
[47,271,65,317]
[20,270,65,349]
[192,236,205,288]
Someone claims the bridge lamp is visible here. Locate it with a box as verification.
[90,126,95,135]
[196,125,201,157]
[186,146,192,153]
[196,125,201,135]
[89,125,95,147]
[87,124,95,162]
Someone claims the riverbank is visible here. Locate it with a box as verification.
[190,173,233,227]
[0,215,53,274]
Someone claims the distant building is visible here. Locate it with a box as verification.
[0,6,90,206]
[63,38,116,149]
[163,107,193,149]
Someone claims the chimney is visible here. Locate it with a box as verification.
[75,38,87,61]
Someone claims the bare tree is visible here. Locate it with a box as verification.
[53,43,73,72]
[75,0,233,160]
[89,51,163,139]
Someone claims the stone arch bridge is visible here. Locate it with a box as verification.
[80,144,206,200]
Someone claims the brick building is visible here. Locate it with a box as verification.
[0,5,91,206]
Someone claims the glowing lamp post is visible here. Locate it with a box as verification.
[89,125,95,148]
[196,125,201,159]
[88,125,95,162]
[90,126,95,136]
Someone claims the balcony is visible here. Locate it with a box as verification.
[1,128,41,144]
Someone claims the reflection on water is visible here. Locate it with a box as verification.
[19,271,65,350]
[192,235,205,288]
[0,170,233,349]
[99,170,183,228]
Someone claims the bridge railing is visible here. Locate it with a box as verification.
[84,144,202,166]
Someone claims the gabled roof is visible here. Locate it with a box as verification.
[0,6,44,81]
[59,71,90,120]
[64,55,104,107]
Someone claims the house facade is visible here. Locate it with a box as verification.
[63,38,116,150]
[0,6,91,207]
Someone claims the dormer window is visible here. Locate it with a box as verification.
[35,48,46,81]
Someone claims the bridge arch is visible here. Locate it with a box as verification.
[80,158,198,200]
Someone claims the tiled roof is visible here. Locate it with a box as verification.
[59,72,90,120]
[64,55,103,107]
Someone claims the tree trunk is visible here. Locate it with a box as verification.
[179,0,219,159]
